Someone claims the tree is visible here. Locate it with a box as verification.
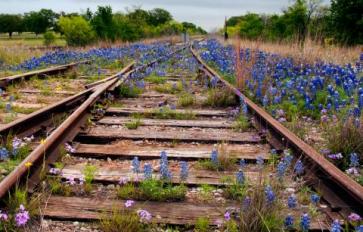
[282,0,308,43]
[238,13,265,39]
[113,13,143,41]
[58,16,95,46]
[43,31,56,46]
[0,14,23,37]
[91,6,116,41]
[24,9,57,35]
[330,0,363,44]
[147,8,172,26]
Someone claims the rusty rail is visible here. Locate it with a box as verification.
[190,46,363,215]
[0,60,90,88]
[0,45,187,199]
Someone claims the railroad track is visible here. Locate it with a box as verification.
[0,42,361,231]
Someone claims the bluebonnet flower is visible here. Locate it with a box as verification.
[0,147,9,160]
[300,213,310,231]
[125,200,135,208]
[5,103,11,112]
[143,163,153,179]
[264,185,275,204]
[224,211,231,221]
[287,194,297,208]
[284,214,294,228]
[132,157,140,173]
[160,151,171,180]
[331,219,342,232]
[236,169,245,185]
[180,161,188,181]
[211,149,219,165]
[277,161,287,179]
[294,159,304,175]
[239,159,246,169]
[311,194,320,205]
[283,150,293,167]
[256,155,264,166]
[350,153,360,167]
[242,196,251,211]
[355,225,363,232]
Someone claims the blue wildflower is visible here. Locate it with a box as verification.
[294,159,304,175]
[131,157,140,173]
[239,159,246,169]
[242,196,251,211]
[256,155,264,166]
[180,161,188,181]
[236,169,245,185]
[311,193,320,205]
[277,161,287,179]
[264,185,275,204]
[300,213,310,231]
[143,163,153,179]
[350,153,360,167]
[287,194,297,208]
[331,219,342,232]
[284,214,294,229]
[211,149,218,165]
[356,225,363,232]
[0,147,9,160]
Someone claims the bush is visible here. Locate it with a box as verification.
[43,31,56,46]
[58,16,95,46]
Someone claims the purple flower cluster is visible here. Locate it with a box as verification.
[137,209,152,222]
[15,205,30,227]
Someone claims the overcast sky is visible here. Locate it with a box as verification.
[0,0,330,31]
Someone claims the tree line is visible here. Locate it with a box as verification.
[225,0,362,45]
[0,6,206,46]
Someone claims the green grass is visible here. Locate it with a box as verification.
[203,88,237,107]
[194,217,210,232]
[177,92,195,107]
[125,118,143,129]
[232,113,250,132]
[145,74,167,84]
[118,84,143,98]
[117,179,187,202]
[154,82,183,94]
[150,107,196,120]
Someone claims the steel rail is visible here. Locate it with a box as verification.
[190,46,363,214]
[0,60,91,88]
[0,45,187,199]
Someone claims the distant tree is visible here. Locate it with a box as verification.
[113,13,143,41]
[226,16,244,27]
[330,0,363,44]
[282,0,308,43]
[58,16,95,46]
[0,14,23,37]
[24,9,57,35]
[43,31,56,46]
[147,8,172,26]
[84,8,93,21]
[238,13,265,39]
[91,6,116,41]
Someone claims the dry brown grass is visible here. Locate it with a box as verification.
[218,36,362,65]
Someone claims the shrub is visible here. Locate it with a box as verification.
[58,16,95,46]
[43,31,56,46]
[203,88,237,107]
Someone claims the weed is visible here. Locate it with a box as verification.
[203,88,237,107]
[151,107,196,120]
[198,184,215,202]
[118,84,143,98]
[177,92,195,107]
[145,74,167,84]
[232,113,250,132]
[82,164,97,194]
[154,82,183,94]
[325,116,363,169]
[99,207,148,232]
[117,179,187,202]
[125,118,143,130]
[194,217,210,232]
[196,144,236,171]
